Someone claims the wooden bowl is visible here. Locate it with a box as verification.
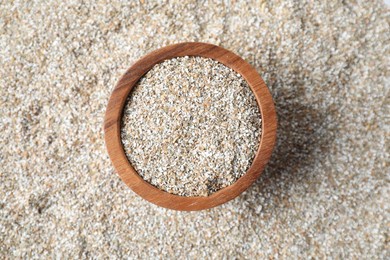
[104,42,277,211]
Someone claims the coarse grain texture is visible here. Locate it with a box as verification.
[121,56,261,197]
[0,0,389,258]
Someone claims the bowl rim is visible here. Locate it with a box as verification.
[104,42,277,211]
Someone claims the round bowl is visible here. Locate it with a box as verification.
[104,42,277,211]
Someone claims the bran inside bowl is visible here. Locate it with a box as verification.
[121,56,261,197]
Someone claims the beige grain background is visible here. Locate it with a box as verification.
[1,0,389,258]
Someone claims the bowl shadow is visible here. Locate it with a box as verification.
[236,91,334,213]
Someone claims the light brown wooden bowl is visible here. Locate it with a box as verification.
[104,42,277,211]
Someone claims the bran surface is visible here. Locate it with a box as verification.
[0,0,389,258]
[121,56,261,197]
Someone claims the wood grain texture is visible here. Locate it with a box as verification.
[104,42,277,211]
